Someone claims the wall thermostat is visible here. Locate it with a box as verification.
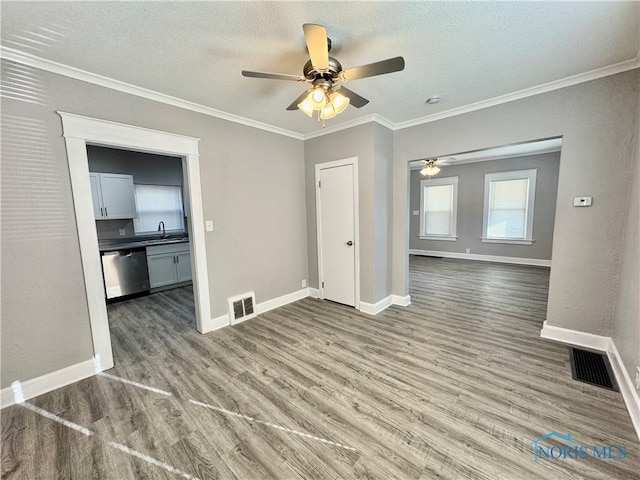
[573,196,593,207]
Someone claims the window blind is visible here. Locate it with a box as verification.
[133,184,184,234]
[487,178,529,238]
[424,184,454,236]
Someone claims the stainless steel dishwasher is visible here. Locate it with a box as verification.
[101,248,150,299]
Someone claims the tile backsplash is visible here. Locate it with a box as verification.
[95,219,135,240]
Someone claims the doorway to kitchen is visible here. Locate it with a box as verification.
[60,112,211,372]
[87,145,196,337]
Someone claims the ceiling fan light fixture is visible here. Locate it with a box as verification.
[243,24,405,127]
[309,88,327,109]
[297,99,315,117]
[330,91,350,114]
[320,104,337,120]
[420,159,441,177]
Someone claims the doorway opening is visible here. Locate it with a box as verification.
[60,112,211,372]
[405,137,562,308]
[86,145,197,343]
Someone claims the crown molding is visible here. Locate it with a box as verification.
[0,46,305,141]
[393,56,640,131]
[302,114,395,140]
[2,46,638,142]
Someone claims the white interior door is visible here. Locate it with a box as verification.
[318,164,356,307]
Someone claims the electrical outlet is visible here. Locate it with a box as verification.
[635,367,640,391]
[573,196,593,207]
[412,210,420,216]
[301,279,307,288]
[205,220,213,232]
[119,228,126,236]
[465,248,470,254]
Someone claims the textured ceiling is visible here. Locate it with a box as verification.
[1,2,639,135]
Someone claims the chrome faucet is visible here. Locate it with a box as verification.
[157,221,166,238]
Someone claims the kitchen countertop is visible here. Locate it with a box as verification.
[99,235,189,252]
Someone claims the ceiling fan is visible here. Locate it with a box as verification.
[242,24,405,124]
[420,157,455,177]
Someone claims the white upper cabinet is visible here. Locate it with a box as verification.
[89,173,104,219]
[89,172,137,220]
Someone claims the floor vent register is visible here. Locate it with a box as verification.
[570,348,617,391]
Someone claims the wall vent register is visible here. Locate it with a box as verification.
[228,292,256,324]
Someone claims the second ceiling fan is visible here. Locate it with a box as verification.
[242,24,405,124]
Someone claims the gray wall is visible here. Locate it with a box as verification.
[87,146,185,240]
[409,152,560,260]
[373,123,394,302]
[611,89,640,391]
[0,59,307,388]
[393,69,639,337]
[304,122,394,305]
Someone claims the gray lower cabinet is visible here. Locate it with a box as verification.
[176,251,192,283]
[147,243,191,288]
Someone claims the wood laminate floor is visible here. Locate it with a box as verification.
[2,257,638,479]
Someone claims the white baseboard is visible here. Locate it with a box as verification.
[360,295,394,315]
[409,249,551,267]
[1,358,96,409]
[360,294,412,315]
[392,294,412,307]
[308,288,319,299]
[201,313,230,333]
[256,287,309,315]
[204,287,313,331]
[540,321,640,441]
[607,340,640,441]
[540,321,611,350]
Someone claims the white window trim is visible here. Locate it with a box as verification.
[419,235,458,241]
[419,176,458,241]
[482,168,537,245]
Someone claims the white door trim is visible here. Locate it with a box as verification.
[58,112,212,371]
[315,157,360,310]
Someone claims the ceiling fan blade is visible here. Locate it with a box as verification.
[286,89,312,111]
[341,56,405,81]
[303,23,329,71]
[336,86,369,108]
[436,157,455,166]
[242,70,305,82]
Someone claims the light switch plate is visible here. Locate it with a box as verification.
[573,196,592,207]
[205,220,214,232]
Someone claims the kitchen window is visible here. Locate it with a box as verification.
[482,169,537,245]
[133,184,185,234]
[419,176,458,241]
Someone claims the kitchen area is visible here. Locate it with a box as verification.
[87,145,193,310]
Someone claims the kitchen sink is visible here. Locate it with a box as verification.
[139,237,188,246]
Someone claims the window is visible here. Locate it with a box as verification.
[133,184,185,234]
[419,176,458,241]
[482,169,537,245]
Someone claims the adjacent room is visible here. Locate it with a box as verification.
[1,2,639,479]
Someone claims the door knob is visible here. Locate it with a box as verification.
[346,241,353,246]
